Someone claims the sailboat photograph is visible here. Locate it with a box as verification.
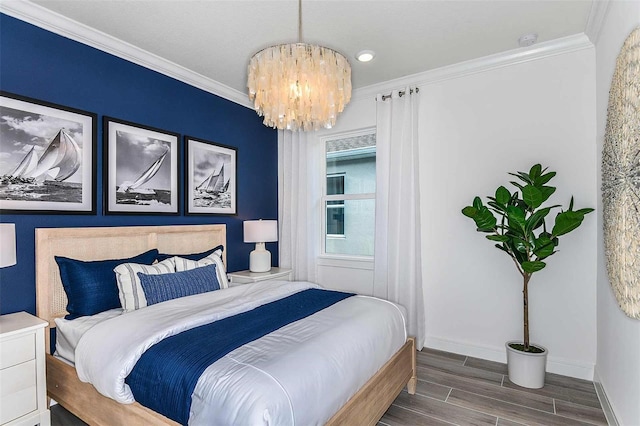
[0,93,95,213]
[186,137,236,215]
[105,118,178,214]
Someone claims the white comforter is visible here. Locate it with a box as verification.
[75,281,407,425]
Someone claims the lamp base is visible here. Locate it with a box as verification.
[249,242,271,272]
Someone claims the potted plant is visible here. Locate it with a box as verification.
[461,164,593,388]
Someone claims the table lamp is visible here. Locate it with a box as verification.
[0,223,17,267]
[243,220,277,272]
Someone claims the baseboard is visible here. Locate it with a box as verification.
[424,336,595,381]
[593,368,620,426]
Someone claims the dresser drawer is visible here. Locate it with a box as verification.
[0,360,37,424]
[0,333,35,369]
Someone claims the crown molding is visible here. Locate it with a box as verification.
[0,0,253,109]
[2,1,596,111]
[585,0,610,44]
[353,33,594,101]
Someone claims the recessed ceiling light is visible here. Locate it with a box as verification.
[518,33,538,47]
[356,50,376,62]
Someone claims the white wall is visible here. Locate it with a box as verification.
[595,2,640,424]
[420,48,597,379]
[307,45,599,379]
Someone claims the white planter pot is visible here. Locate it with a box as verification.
[505,341,548,389]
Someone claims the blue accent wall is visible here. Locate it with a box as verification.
[0,14,278,315]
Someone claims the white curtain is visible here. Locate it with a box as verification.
[278,130,321,282]
[373,88,425,349]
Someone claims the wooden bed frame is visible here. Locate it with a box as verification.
[35,224,416,425]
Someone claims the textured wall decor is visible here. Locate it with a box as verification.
[602,27,640,319]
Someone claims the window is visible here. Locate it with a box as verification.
[322,130,376,257]
[326,174,345,237]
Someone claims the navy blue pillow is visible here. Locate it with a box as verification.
[55,249,159,320]
[155,245,224,262]
[138,264,220,306]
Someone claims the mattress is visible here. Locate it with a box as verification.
[66,281,407,425]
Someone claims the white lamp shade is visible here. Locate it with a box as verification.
[244,220,278,243]
[0,223,16,267]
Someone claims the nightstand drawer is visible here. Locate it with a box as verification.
[0,333,34,369]
[0,386,38,424]
[0,359,37,396]
[0,360,37,424]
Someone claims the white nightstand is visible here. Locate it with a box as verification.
[228,267,293,285]
[0,312,50,426]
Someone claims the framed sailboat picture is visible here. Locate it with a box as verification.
[185,136,237,215]
[104,117,179,215]
[0,92,97,214]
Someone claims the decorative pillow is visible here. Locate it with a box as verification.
[114,258,175,312]
[155,245,224,262]
[55,249,159,320]
[173,248,227,289]
[138,264,220,306]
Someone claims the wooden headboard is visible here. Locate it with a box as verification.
[35,224,226,350]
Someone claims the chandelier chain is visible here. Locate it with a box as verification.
[298,0,302,43]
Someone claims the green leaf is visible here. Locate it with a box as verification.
[513,238,529,253]
[462,206,477,218]
[522,185,543,209]
[495,244,510,253]
[540,186,556,204]
[525,207,551,233]
[473,206,497,231]
[473,196,485,210]
[508,172,532,185]
[495,186,511,205]
[529,164,542,180]
[507,206,526,230]
[487,235,510,242]
[552,210,585,236]
[522,261,546,273]
[533,235,555,259]
[575,208,595,215]
[487,201,507,213]
[510,181,525,192]
[535,171,556,186]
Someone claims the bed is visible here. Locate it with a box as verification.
[35,224,416,425]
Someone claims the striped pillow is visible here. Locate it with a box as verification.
[138,264,220,306]
[173,248,227,289]
[114,258,175,311]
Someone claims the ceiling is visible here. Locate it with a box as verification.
[24,1,595,96]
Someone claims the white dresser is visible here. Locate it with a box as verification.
[0,312,50,426]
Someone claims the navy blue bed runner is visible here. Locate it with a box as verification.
[125,288,355,425]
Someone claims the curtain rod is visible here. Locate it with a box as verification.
[379,87,420,101]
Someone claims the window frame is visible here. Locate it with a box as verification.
[326,173,346,238]
[320,127,376,259]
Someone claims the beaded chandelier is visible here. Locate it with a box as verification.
[247,1,352,131]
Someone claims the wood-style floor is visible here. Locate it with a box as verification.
[50,347,608,426]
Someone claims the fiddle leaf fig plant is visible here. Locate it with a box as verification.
[462,164,593,352]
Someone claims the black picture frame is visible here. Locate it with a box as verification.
[0,91,97,214]
[185,136,237,215]
[104,117,180,215]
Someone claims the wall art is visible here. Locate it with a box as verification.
[104,117,179,215]
[0,92,96,214]
[185,136,237,215]
[602,27,640,319]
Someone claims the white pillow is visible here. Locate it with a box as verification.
[173,249,227,289]
[114,257,175,311]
